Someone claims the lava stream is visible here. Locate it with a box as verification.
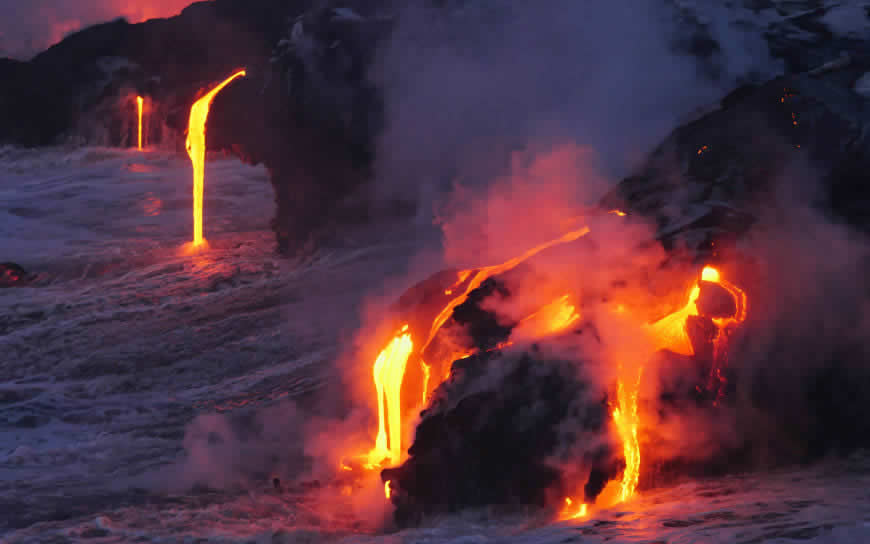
[185,69,246,247]
[136,96,144,150]
[613,369,642,502]
[366,325,413,468]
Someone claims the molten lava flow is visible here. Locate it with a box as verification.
[421,361,431,405]
[613,370,642,502]
[385,480,392,499]
[645,265,748,356]
[136,96,144,150]
[645,284,701,356]
[609,209,627,217]
[366,325,413,468]
[559,497,588,520]
[519,294,581,336]
[422,227,590,353]
[185,69,246,247]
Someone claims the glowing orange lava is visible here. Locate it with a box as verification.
[385,480,392,499]
[360,228,591,474]
[613,370,642,502]
[366,325,413,468]
[185,69,246,247]
[422,227,590,353]
[600,265,746,508]
[645,265,747,356]
[518,294,580,336]
[645,284,701,356]
[421,361,431,405]
[136,96,144,150]
[559,497,588,520]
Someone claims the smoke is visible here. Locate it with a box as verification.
[371,0,779,214]
[0,0,193,60]
[160,401,307,491]
[724,163,870,463]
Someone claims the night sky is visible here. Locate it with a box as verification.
[0,0,194,60]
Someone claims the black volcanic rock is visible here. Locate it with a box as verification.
[382,348,615,526]
[601,61,870,255]
[695,281,737,319]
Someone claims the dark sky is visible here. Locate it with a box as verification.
[0,0,194,59]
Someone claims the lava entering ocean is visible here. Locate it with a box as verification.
[136,96,144,150]
[347,209,748,517]
[185,70,246,249]
[348,226,592,480]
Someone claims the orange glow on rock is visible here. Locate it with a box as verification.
[185,69,246,247]
[385,480,392,499]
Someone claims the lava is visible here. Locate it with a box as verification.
[613,370,642,502]
[420,361,432,405]
[560,497,588,520]
[366,325,413,468]
[517,294,581,337]
[136,96,144,150]
[645,265,747,357]
[422,227,590,353]
[363,221,747,522]
[565,265,747,513]
[185,69,246,248]
[645,284,701,356]
[360,228,590,472]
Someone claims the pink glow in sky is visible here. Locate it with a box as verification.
[0,0,198,59]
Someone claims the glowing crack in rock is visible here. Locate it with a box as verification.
[185,69,246,248]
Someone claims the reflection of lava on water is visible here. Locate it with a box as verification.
[142,193,163,217]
